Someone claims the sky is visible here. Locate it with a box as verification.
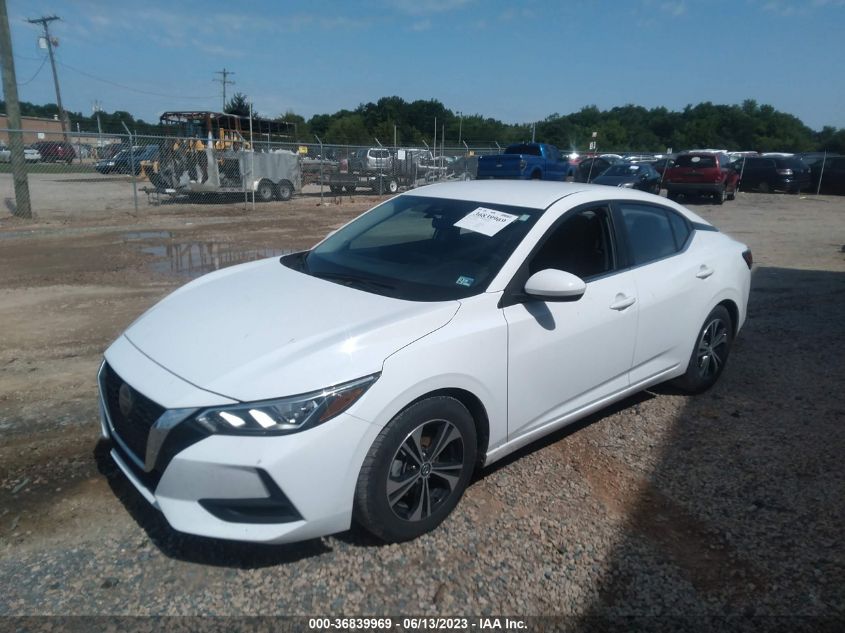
[6,0,845,133]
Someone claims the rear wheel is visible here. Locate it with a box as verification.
[329,185,343,194]
[672,305,733,394]
[758,181,770,193]
[715,186,726,205]
[345,184,357,194]
[354,396,477,543]
[277,180,293,202]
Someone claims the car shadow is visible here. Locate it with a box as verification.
[568,265,845,623]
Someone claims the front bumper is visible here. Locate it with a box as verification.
[99,339,380,543]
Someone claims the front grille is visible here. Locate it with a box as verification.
[101,362,165,466]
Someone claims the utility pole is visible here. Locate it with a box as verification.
[26,14,67,137]
[213,68,235,111]
[93,100,103,154]
[1,0,32,218]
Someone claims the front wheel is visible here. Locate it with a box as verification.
[672,305,733,394]
[256,179,275,202]
[354,396,477,543]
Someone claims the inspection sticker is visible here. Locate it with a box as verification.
[454,207,518,237]
[455,275,475,287]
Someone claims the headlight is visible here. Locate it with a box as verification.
[194,374,379,435]
[619,182,635,188]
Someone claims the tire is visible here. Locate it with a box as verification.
[345,184,356,194]
[277,180,293,202]
[672,305,733,394]
[727,186,737,201]
[387,178,399,194]
[530,170,542,180]
[758,181,770,194]
[329,185,343,194]
[256,179,275,202]
[714,186,726,205]
[354,396,477,543]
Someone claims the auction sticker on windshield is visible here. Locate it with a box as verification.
[454,207,518,237]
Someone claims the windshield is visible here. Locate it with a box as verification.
[286,195,543,301]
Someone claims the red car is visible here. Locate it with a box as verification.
[664,152,739,204]
[31,141,76,164]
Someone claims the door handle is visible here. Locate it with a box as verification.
[696,265,715,279]
[609,295,636,311]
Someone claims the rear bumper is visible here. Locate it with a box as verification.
[665,182,724,195]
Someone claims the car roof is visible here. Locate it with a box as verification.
[404,180,671,211]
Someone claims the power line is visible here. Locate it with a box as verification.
[213,68,235,111]
[16,54,47,86]
[57,60,217,99]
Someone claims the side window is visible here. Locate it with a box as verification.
[619,204,679,265]
[529,207,615,279]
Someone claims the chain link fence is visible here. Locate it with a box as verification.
[0,127,506,218]
[3,129,840,219]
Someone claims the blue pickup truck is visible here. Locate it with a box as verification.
[476,142,571,181]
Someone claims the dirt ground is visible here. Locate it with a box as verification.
[0,183,843,619]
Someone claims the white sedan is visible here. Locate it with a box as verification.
[99,181,751,543]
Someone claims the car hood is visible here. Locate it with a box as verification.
[123,257,460,402]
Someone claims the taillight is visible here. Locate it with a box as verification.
[776,168,793,176]
[742,249,753,269]
[519,159,527,171]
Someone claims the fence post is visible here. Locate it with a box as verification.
[120,120,139,213]
[315,134,324,205]
[816,151,827,196]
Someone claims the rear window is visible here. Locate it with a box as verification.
[505,144,541,156]
[675,155,717,168]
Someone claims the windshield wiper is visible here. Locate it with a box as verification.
[311,271,395,292]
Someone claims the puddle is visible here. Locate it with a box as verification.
[120,231,290,277]
[122,231,173,241]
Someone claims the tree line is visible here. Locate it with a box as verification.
[4,95,844,153]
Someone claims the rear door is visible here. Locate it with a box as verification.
[614,201,711,385]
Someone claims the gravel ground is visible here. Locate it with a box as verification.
[0,187,843,622]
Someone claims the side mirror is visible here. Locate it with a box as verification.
[524,269,586,301]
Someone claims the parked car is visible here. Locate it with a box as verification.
[737,156,810,193]
[592,162,661,193]
[652,157,676,176]
[98,180,751,544]
[476,142,569,181]
[95,145,159,175]
[0,144,42,162]
[575,156,620,183]
[32,140,76,163]
[797,152,843,193]
[805,155,845,195]
[663,152,739,203]
[349,148,393,173]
